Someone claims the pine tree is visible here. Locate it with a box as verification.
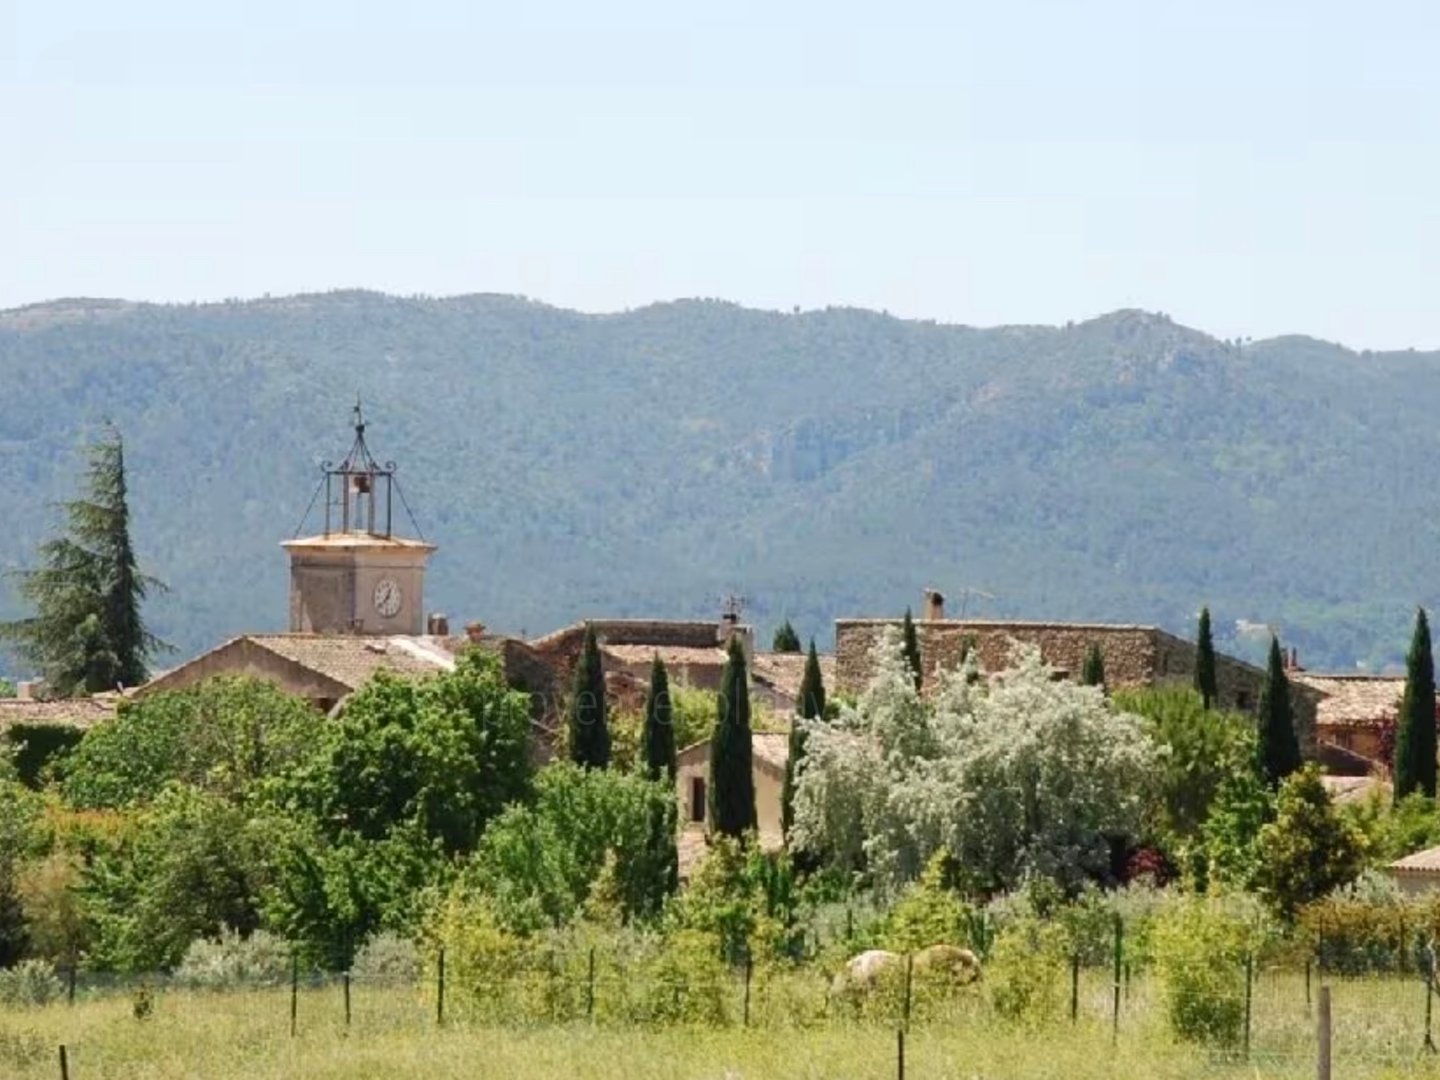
[771,619,801,653]
[639,654,677,783]
[901,607,923,691]
[1394,607,1437,801]
[1256,635,1301,787]
[709,636,756,838]
[567,623,611,768]
[1,426,167,695]
[1194,606,1218,709]
[782,639,827,838]
[1081,642,1106,688]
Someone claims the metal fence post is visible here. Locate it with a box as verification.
[436,947,446,1027]
[1070,954,1080,1023]
[58,1045,69,1080]
[902,952,913,1032]
[1317,985,1332,1080]
[896,1028,905,1080]
[66,965,76,1006]
[586,947,597,1021]
[742,953,752,1028]
[1111,914,1123,1045]
[343,971,352,1032]
[290,953,299,1038]
[1243,951,1253,1061]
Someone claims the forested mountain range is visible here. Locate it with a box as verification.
[1,291,1436,674]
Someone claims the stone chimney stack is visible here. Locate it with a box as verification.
[923,588,946,622]
[427,613,450,637]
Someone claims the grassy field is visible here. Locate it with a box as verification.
[2,974,1439,1079]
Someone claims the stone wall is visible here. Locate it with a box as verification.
[833,618,1316,746]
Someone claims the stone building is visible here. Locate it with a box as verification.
[834,591,1320,739]
[674,731,789,874]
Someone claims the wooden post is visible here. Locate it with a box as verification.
[290,953,299,1038]
[846,905,854,941]
[1316,985,1332,1080]
[586,946,596,1021]
[343,972,351,1032]
[436,947,446,1026]
[902,952,913,1032]
[896,1028,905,1080]
[1111,914,1123,1045]
[58,1045,69,1080]
[1243,951,1253,1060]
[1070,954,1080,1023]
[1305,957,1312,1014]
[742,953,752,1028]
[66,965,76,1006]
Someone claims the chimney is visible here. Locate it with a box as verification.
[15,680,35,701]
[427,613,450,637]
[923,588,946,622]
[465,621,486,644]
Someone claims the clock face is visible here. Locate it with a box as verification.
[372,578,403,618]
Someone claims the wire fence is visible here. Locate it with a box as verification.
[7,951,1440,1078]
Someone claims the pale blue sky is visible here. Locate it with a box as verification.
[2,0,1437,348]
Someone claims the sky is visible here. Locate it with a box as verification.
[2,0,1438,349]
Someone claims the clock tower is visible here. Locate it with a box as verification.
[282,404,436,636]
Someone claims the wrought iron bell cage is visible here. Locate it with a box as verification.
[321,401,397,537]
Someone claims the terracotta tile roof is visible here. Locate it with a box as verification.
[1291,673,1405,728]
[1391,845,1440,874]
[245,634,456,690]
[751,731,790,772]
[602,644,728,667]
[0,696,117,731]
[750,652,837,705]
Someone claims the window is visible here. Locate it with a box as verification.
[689,776,707,823]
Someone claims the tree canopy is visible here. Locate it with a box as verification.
[1,427,167,694]
[791,629,1159,893]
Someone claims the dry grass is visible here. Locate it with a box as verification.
[1,974,1439,1080]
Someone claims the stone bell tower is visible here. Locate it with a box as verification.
[282,403,436,636]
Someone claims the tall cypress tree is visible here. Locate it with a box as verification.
[639,654,677,783]
[1256,635,1301,787]
[782,639,827,839]
[1081,642,1106,688]
[1394,608,1437,801]
[1195,606,1218,710]
[567,623,611,768]
[901,607,923,691]
[771,619,801,653]
[709,636,757,838]
[1,426,167,695]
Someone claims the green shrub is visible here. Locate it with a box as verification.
[987,918,1067,1027]
[0,959,62,1006]
[174,929,291,989]
[351,931,421,983]
[1150,896,1269,1046]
